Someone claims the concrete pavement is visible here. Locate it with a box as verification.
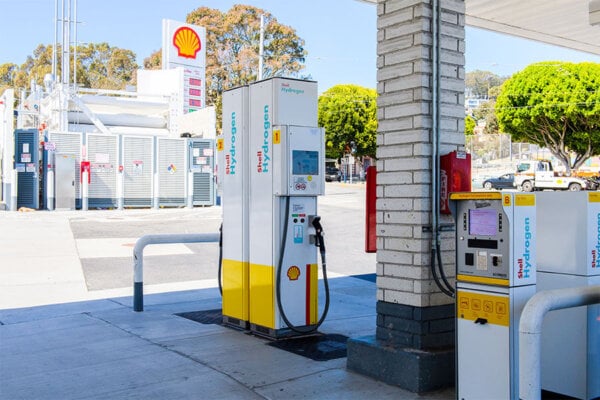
[0,185,455,399]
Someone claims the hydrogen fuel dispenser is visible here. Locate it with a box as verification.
[219,78,327,338]
[536,192,599,399]
[220,85,250,329]
[450,192,536,400]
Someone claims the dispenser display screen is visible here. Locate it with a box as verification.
[292,150,319,175]
[469,209,497,236]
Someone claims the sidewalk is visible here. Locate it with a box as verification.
[0,209,454,399]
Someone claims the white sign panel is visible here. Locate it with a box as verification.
[162,19,206,113]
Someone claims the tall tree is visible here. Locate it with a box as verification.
[143,50,161,70]
[496,61,600,172]
[5,43,138,93]
[73,43,138,89]
[155,5,307,130]
[473,99,499,135]
[0,63,18,94]
[318,84,377,159]
[465,70,505,98]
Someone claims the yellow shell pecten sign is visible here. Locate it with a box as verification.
[173,26,201,59]
[287,266,301,281]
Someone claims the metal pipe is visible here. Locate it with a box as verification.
[73,0,77,87]
[66,0,71,86]
[152,171,159,209]
[47,169,55,210]
[81,169,88,211]
[10,169,18,211]
[187,169,193,208]
[431,0,440,241]
[519,285,600,400]
[133,233,220,311]
[53,0,58,78]
[61,0,67,84]
[258,14,264,81]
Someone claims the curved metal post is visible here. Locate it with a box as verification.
[519,285,600,400]
[133,232,220,312]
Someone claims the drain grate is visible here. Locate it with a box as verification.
[176,309,223,325]
[267,333,348,361]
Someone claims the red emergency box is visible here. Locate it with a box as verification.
[440,151,471,214]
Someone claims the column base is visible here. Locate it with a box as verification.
[347,335,454,393]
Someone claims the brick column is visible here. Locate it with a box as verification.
[347,0,465,393]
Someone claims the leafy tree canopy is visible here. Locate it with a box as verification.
[0,63,19,94]
[464,115,475,136]
[496,61,600,171]
[465,70,506,98]
[472,99,499,135]
[144,5,307,130]
[318,84,377,159]
[2,43,138,93]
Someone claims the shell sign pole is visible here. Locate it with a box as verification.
[162,19,206,114]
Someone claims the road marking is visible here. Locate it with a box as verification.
[76,238,194,259]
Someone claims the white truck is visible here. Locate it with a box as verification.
[514,160,596,192]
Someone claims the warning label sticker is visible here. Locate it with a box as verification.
[457,290,510,327]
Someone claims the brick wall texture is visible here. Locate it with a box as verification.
[375,0,465,308]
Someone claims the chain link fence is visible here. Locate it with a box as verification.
[466,134,544,188]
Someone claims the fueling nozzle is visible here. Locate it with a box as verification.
[309,215,326,268]
[308,215,318,245]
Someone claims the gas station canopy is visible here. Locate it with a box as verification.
[361,0,600,55]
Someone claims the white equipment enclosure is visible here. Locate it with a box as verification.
[450,192,536,400]
[219,77,326,338]
[220,85,250,329]
[536,192,600,400]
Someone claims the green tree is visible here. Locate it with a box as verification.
[143,50,161,70]
[5,43,138,94]
[465,70,505,98]
[465,115,475,136]
[318,84,377,159]
[18,45,52,87]
[145,5,307,131]
[473,100,499,135]
[496,61,600,172]
[74,43,138,89]
[0,63,18,94]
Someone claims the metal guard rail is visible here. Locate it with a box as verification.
[519,284,600,400]
[133,233,220,312]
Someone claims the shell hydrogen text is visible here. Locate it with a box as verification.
[257,105,270,173]
[517,217,532,279]
[226,112,237,175]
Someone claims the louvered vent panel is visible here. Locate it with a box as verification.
[87,134,117,208]
[123,136,153,207]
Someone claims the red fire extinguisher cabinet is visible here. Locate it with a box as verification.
[440,150,471,214]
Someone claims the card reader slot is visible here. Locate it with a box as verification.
[467,239,498,249]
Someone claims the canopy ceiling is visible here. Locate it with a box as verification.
[361,0,600,55]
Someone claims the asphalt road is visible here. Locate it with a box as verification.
[69,182,375,291]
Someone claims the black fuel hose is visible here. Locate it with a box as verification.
[218,222,223,296]
[275,196,330,334]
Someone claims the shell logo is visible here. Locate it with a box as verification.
[173,26,201,59]
[287,266,301,281]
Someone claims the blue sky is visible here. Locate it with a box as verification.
[1,0,598,92]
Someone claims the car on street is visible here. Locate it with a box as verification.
[482,173,515,190]
[325,166,341,182]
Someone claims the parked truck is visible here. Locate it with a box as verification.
[514,160,599,191]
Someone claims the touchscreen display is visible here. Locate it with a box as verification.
[469,209,497,236]
[292,150,319,175]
